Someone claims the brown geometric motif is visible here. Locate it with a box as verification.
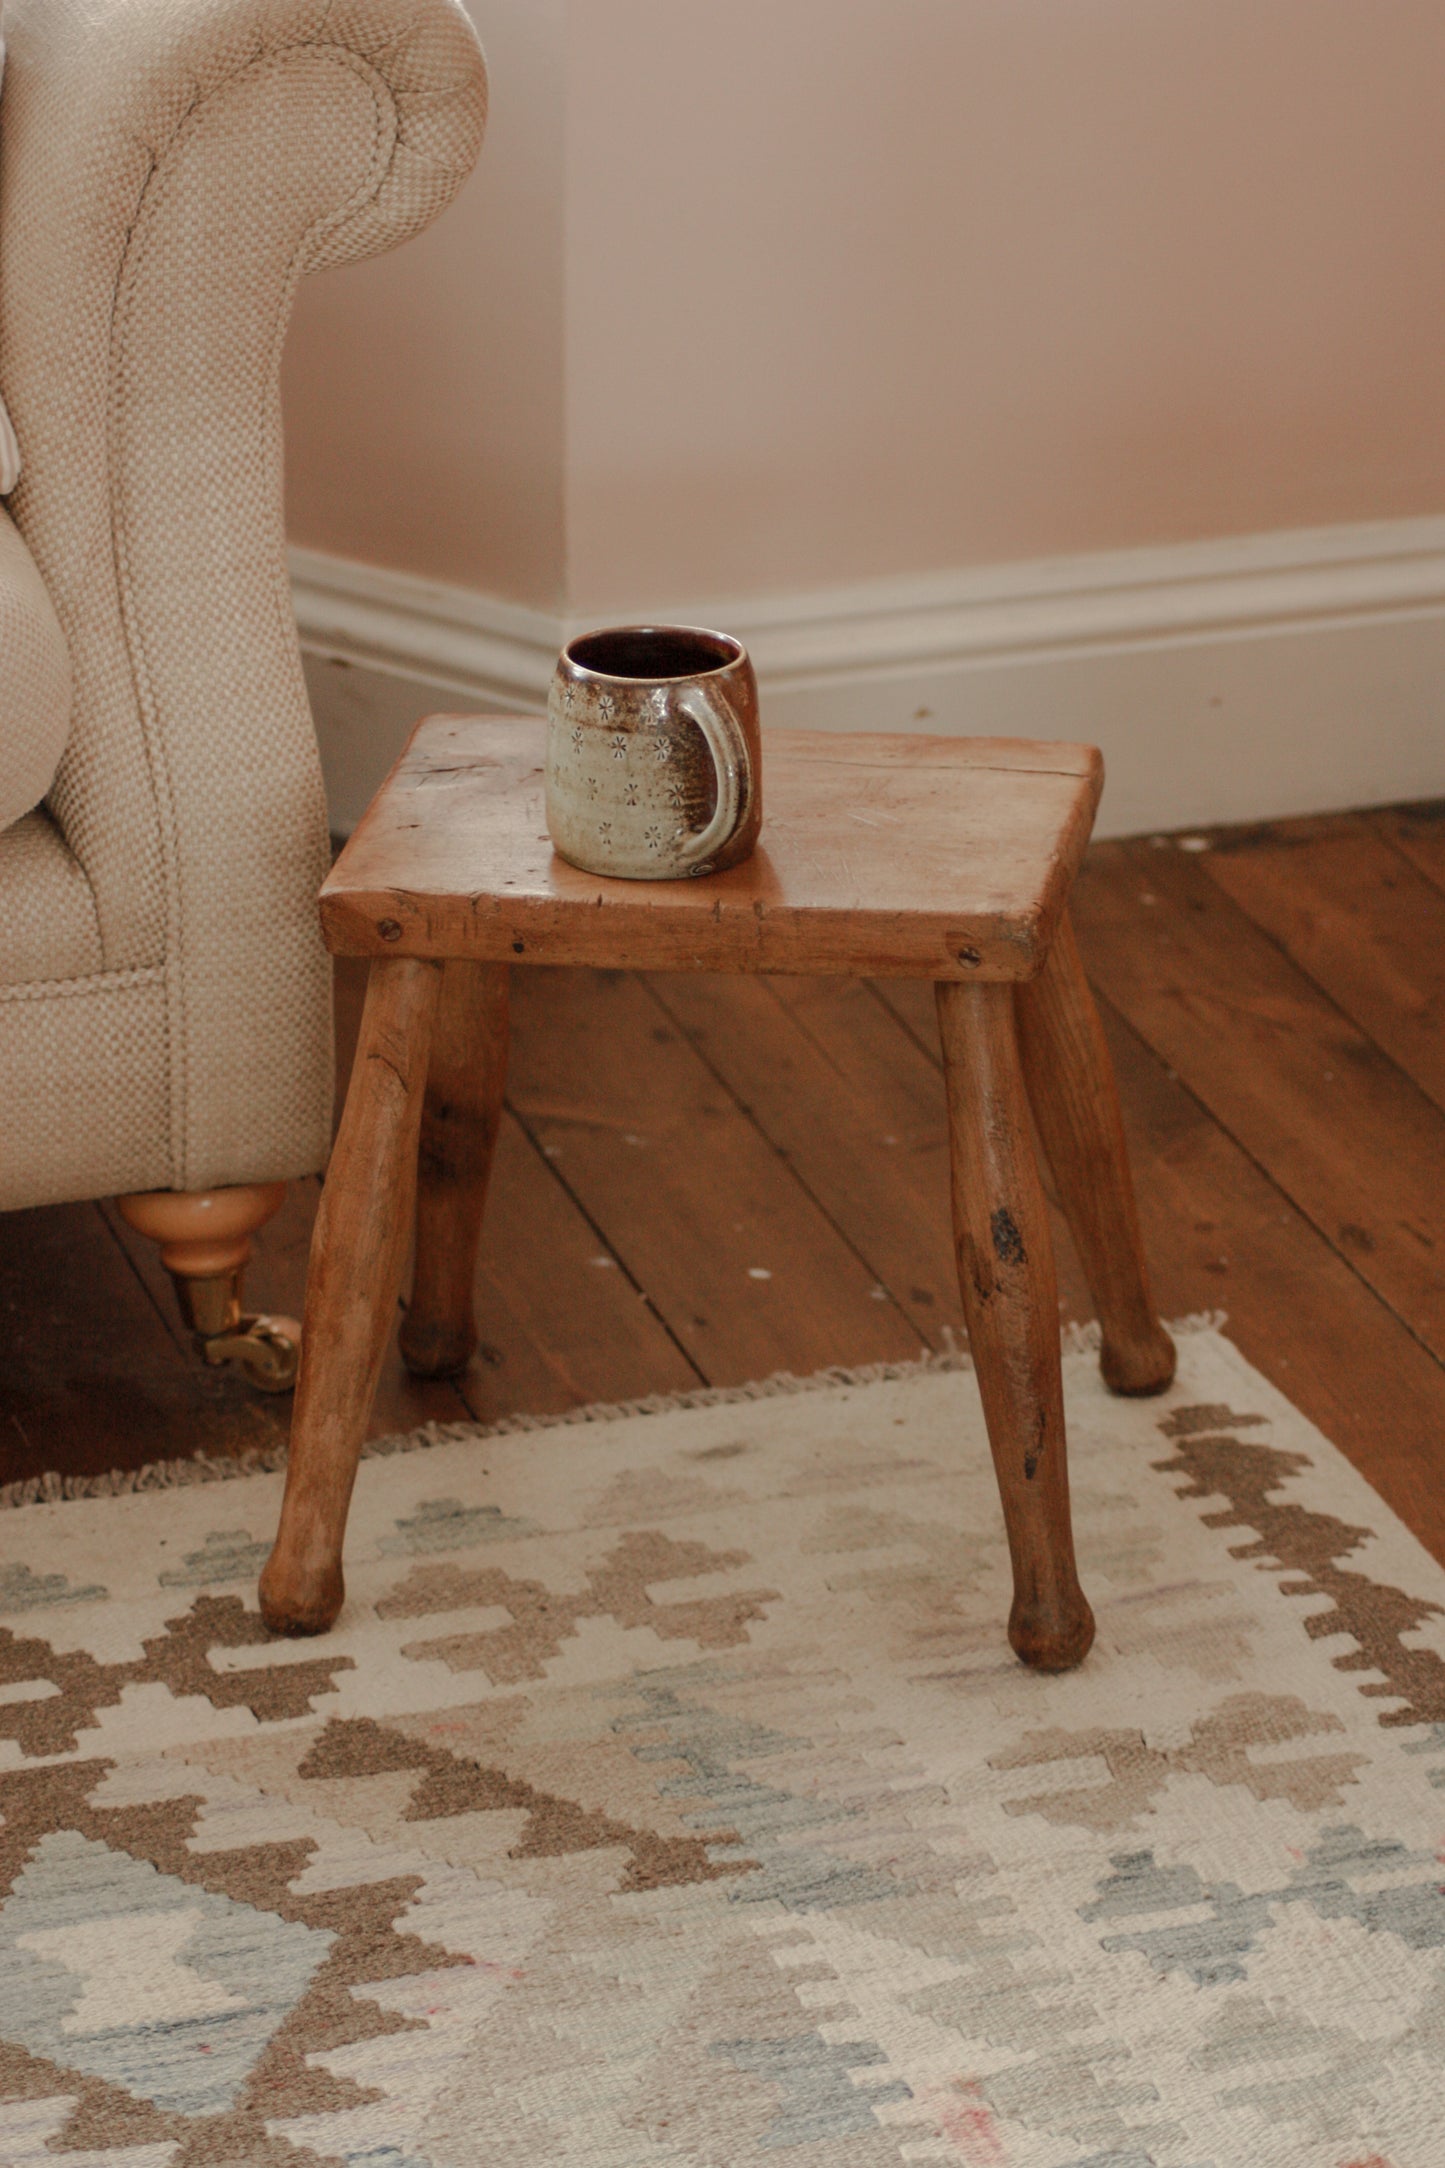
[1157,1404,1445,1725]
[995,1690,1366,1832]
[378,1527,779,1680]
[297,1715,756,1894]
[0,2030,182,2158]
[0,1750,474,2162]
[0,1593,353,1755]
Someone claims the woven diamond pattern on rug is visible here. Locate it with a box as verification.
[1,1327,1442,2165]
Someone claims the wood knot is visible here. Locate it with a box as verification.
[990,1207,1027,1267]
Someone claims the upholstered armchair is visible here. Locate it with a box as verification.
[0,0,486,1385]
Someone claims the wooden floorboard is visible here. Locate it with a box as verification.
[3,802,1444,1585]
[646,971,966,1351]
[1374,799,1445,897]
[0,1201,289,1479]
[459,1105,703,1420]
[1202,815,1445,1115]
[333,958,700,1428]
[1094,995,1445,1567]
[1070,838,1445,1364]
[504,966,924,1385]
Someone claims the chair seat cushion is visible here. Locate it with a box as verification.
[0,806,102,985]
[0,807,169,1213]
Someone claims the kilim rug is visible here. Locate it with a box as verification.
[0,1322,1442,2167]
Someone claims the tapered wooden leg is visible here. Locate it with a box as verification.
[259,957,443,1636]
[399,961,510,1378]
[936,979,1094,1671]
[1015,910,1176,1397]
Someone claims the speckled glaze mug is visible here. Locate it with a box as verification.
[546,625,762,880]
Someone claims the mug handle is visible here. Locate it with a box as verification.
[672,683,750,872]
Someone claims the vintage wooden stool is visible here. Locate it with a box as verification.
[259,718,1175,1669]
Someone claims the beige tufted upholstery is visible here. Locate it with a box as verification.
[0,0,486,1214]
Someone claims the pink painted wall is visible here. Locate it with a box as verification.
[282,0,566,606]
[282,0,1445,612]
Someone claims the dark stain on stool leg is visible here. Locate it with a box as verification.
[991,1207,1026,1267]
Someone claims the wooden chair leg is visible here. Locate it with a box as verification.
[936,978,1095,1672]
[1014,910,1176,1397]
[259,956,443,1636]
[114,1181,300,1391]
[399,960,510,1378]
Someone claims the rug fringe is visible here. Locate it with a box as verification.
[0,1311,1227,1512]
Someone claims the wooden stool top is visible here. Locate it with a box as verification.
[321,715,1103,980]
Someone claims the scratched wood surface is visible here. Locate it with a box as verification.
[4,800,1445,1575]
[320,715,1102,980]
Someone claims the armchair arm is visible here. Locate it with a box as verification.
[0,0,486,1191]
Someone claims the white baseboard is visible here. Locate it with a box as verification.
[292,517,1445,837]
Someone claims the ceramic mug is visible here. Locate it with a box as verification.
[545,625,762,880]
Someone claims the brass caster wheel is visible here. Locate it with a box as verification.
[114,1184,300,1393]
[200,1313,301,1393]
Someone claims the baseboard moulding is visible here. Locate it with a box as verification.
[291,514,1445,838]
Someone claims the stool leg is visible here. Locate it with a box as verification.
[936,979,1094,1672]
[1014,911,1176,1397]
[400,961,510,1379]
[259,956,443,1636]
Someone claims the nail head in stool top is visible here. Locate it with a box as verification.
[259,714,1176,1666]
